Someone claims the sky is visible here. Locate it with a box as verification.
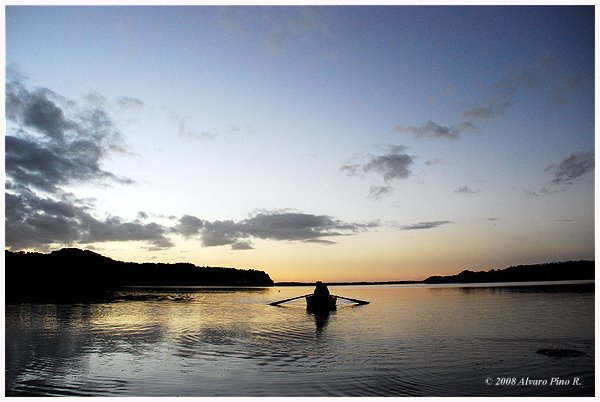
[4,5,595,282]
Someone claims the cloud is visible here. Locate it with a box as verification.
[368,185,393,200]
[80,217,174,249]
[167,111,252,142]
[175,214,205,238]
[399,55,590,144]
[303,239,337,245]
[4,77,176,251]
[6,79,131,193]
[5,190,173,251]
[231,241,254,250]
[462,57,557,124]
[461,54,587,125]
[425,158,443,166]
[527,150,593,197]
[5,78,378,252]
[395,120,460,140]
[342,145,415,183]
[400,221,453,231]
[364,152,413,182]
[245,212,370,240]
[173,211,377,248]
[546,151,594,186]
[454,186,480,194]
[342,145,415,199]
[201,220,243,247]
[462,101,511,121]
[340,163,361,177]
[117,96,144,110]
[169,112,219,141]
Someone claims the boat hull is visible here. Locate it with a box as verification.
[306,295,337,312]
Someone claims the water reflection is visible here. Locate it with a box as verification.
[6,284,595,397]
[309,309,333,333]
[423,281,594,295]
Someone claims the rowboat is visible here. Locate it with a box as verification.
[269,293,368,307]
[306,294,337,312]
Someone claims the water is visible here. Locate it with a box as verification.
[5,281,594,396]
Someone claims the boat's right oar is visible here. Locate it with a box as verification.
[334,295,370,305]
[269,294,312,306]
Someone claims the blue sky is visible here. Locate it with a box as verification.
[5,6,595,281]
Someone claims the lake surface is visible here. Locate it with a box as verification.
[5,281,594,396]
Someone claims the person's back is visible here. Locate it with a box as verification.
[313,281,330,299]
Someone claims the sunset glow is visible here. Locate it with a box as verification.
[5,6,594,282]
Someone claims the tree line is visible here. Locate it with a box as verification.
[423,260,594,284]
[6,248,274,302]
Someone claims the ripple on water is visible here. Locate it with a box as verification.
[6,286,594,397]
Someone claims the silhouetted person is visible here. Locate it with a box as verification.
[313,281,330,299]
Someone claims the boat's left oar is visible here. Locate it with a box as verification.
[334,295,370,305]
[269,294,312,306]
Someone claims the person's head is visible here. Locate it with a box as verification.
[316,281,322,285]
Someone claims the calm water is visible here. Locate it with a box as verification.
[5,282,594,396]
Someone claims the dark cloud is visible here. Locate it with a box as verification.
[5,190,173,251]
[4,77,173,251]
[6,78,130,193]
[175,214,205,238]
[201,220,243,247]
[342,146,414,200]
[401,221,453,231]
[79,217,174,249]
[547,151,594,186]
[173,211,377,248]
[454,186,480,194]
[342,145,414,183]
[364,153,413,182]
[395,120,460,140]
[245,212,367,241]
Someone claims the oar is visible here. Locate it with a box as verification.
[269,294,312,306]
[334,295,370,305]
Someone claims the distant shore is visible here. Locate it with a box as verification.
[5,248,594,302]
[275,260,594,286]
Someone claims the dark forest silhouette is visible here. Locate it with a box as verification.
[423,260,594,284]
[6,248,273,302]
